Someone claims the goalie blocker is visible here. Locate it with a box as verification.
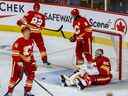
[60,49,112,90]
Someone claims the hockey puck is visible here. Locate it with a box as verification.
[41,77,46,80]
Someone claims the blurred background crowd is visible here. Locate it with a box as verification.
[7,0,128,14]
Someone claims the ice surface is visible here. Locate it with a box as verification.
[0,31,128,96]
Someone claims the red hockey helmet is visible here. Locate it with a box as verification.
[71,8,79,16]
[21,26,31,33]
[33,1,40,10]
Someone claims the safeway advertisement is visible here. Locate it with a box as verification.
[0,0,128,37]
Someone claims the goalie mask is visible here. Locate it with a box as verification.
[95,49,104,57]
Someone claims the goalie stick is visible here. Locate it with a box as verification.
[3,67,24,96]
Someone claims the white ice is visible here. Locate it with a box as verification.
[0,31,128,96]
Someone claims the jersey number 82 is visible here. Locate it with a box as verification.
[31,17,43,27]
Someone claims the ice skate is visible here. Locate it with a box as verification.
[76,79,85,90]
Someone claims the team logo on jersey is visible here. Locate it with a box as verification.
[114,18,127,35]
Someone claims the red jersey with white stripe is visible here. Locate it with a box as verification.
[93,56,111,76]
[73,16,91,38]
[12,37,34,62]
[24,11,45,29]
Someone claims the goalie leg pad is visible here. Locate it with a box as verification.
[60,75,68,87]
[75,79,86,90]
[75,77,91,90]
[60,75,76,86]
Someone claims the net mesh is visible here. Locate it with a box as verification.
[92,29,125,80]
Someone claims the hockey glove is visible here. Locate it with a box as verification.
[69,35,76,42]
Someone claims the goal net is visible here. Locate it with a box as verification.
[36,28,128,81]
[92,29,128,81]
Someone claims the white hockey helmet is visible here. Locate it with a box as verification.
[95,49,104,57]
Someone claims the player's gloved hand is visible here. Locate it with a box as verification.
[17,19,27,28]
[17,20,23,26]
[69,35,76,42]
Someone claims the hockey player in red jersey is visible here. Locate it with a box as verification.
[60,49,112,90]
[17,1,51,65]
[5,27,36,96]
[70,8,93,65]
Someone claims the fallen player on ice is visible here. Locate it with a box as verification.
[60,49,112,90]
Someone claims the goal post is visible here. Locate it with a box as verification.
[45,28,125,81]
[92,29,123,80]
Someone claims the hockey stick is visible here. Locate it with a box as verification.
[59,25,67,39]
[34,79,54,96]
[45,25,63,32]
[46,25,67,39]
[59,25,92,39]
[57,25,67,39]
[3,79,22,96]
[3,66,24,96]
